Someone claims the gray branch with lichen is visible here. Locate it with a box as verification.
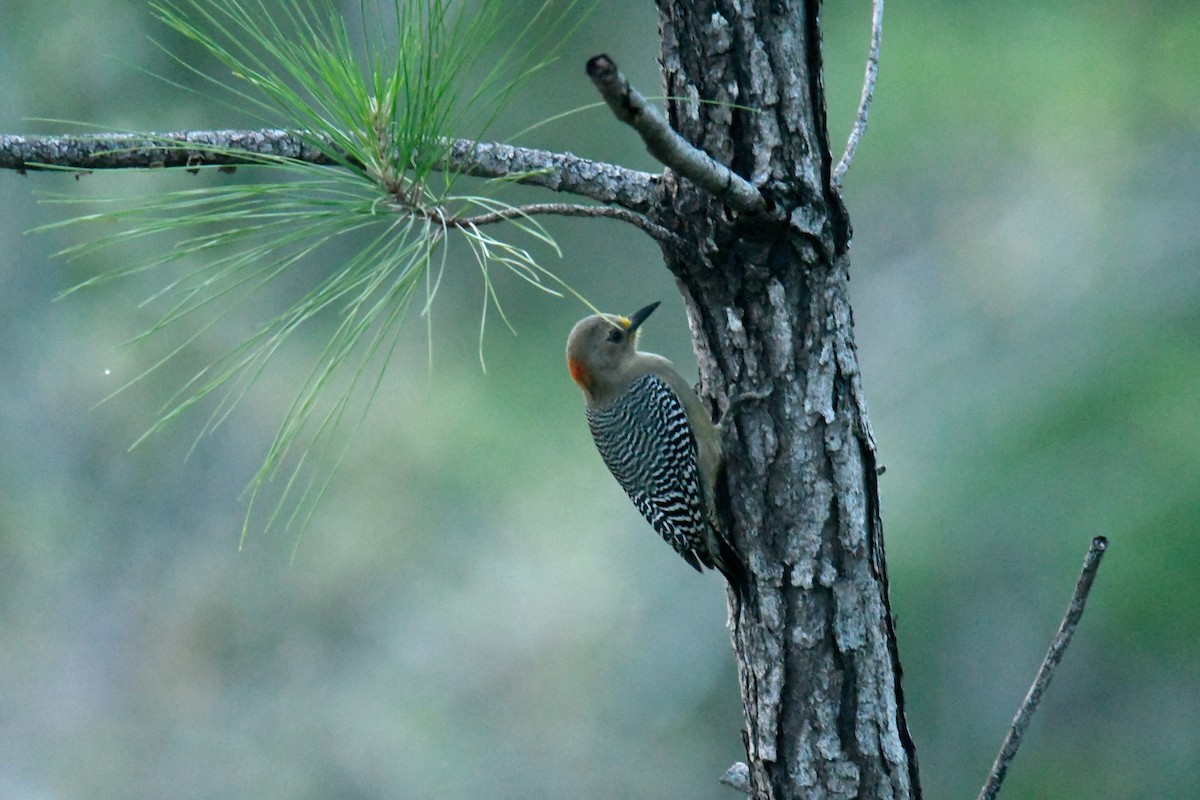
[0,130,661,215]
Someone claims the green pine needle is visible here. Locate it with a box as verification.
[41,0,594,549]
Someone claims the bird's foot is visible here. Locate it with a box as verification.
[720,381,774,423]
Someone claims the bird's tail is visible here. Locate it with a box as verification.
[711,525,748,606]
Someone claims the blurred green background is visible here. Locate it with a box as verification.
[1,1,1197,798]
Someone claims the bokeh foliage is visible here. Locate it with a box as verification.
[0,1,1197,798]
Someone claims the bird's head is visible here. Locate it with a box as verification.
[566,301,660,396]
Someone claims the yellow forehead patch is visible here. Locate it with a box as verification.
[616,316,632,328]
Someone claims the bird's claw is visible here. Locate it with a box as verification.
[719,381,774,423]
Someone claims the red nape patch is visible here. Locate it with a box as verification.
[567,357,590,389]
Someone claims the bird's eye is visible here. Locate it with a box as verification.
[606,329,623,344]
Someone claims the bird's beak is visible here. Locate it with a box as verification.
[626,301,661,332]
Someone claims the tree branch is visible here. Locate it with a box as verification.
[0,129,339,170]
[447,201,684,249]
[977,536,1110,800]
[832,0,883,186]
[0,130,661,214]
[719,762,751,795]
[585,54,768,216]
[437,138,659,214]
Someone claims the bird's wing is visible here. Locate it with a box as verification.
[586,373,713,572]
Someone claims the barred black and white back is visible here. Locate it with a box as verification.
[586,372,715,572]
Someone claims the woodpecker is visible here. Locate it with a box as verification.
[566,301,745,596]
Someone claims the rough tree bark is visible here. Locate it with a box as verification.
[654,2,920,797]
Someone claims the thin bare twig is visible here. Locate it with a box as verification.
[977,536,1109,800]
[585,54,768,215]
[832,0,883,186]
[448,202,684,249]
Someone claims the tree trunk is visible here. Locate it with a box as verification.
[655,2,921,797]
